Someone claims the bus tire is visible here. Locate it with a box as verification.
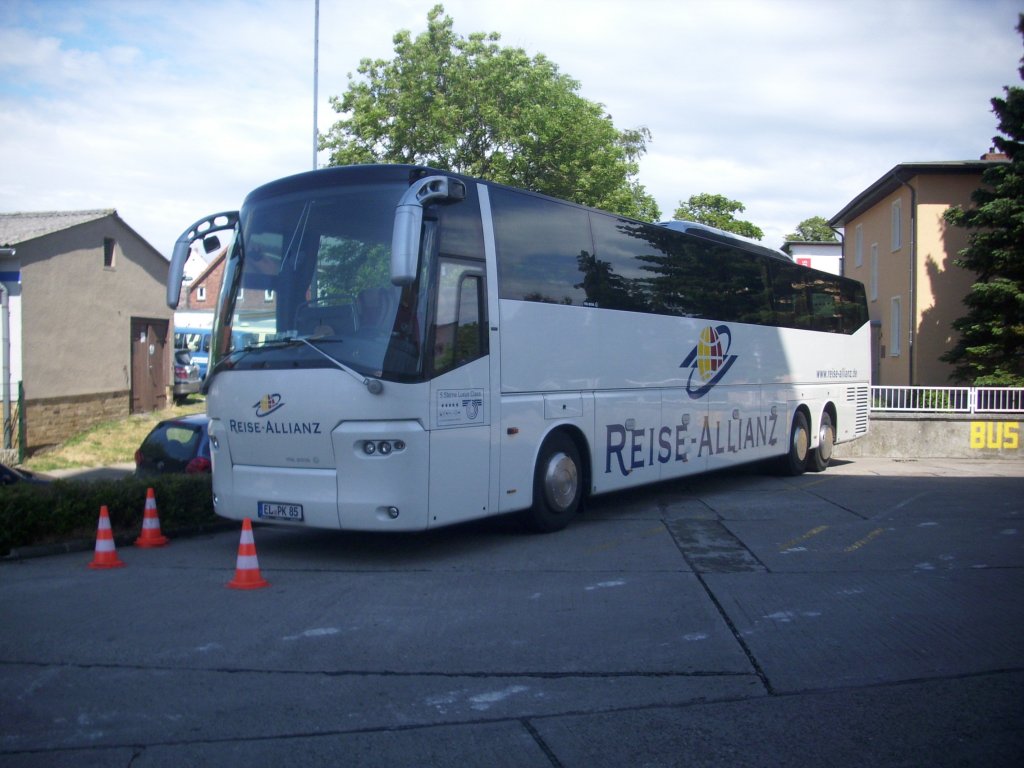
[808,410,834,473]
[522,432,582,533]
[782,410,810,476]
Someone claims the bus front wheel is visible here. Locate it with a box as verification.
[808,411,834,473]
[523,432,582,533]
[782,411,810,476]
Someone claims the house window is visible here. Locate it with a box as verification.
[197,285,207,302]
[870,244,878,302]
[890,296,902,356]
[854,224,863,268]
[103,238,116,269]
[264,289,275,303]
[891,199,902,251]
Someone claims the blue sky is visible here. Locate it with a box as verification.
[1,0,1020,255]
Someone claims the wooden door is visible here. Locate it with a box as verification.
[130,318,168,413]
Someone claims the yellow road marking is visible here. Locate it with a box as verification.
[845,527,885,553]
[778,525,829,552]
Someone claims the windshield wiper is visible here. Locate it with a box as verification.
[207,336,383,395]
[282,202,312,271]
[260,336,384,395]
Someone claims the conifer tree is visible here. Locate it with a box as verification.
[942,15,1024,385]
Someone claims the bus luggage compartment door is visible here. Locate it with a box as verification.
[594,390,663,494]
[706,387,765,471]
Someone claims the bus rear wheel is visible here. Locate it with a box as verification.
[522,432,582,533]
[808,411,834,473]
[782,411,810,476]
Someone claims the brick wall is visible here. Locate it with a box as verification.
[24,390,133,451]
[188,260,223,311]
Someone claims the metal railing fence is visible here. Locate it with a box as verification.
[871,386,1024,414]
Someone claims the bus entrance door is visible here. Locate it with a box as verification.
[426,261,492,527]
[428,358,492,527]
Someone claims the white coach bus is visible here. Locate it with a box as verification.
[167,165,870,533]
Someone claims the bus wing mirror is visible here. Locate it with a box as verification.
[166,211,239,309]
[391,176,465,286]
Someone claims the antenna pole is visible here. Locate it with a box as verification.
[313,0,320,170]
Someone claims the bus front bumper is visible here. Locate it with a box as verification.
[212,420,430,531]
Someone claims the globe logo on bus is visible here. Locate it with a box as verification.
[680,325,738,399]
[254,393,285,417]
[696,326,726,382]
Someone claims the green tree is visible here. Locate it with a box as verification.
[320,5,659,221]
[942,15,1024,386]
[672,193,763,240]
[785,216,837,242]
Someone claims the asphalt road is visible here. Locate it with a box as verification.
[1,457,1022,767]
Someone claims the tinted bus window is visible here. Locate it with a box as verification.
[651,235,770,325]
[839,279,869,332]
[491,187,591,306]
[587,215,660,313]
[490,184,865,335]
[770,260,868,334]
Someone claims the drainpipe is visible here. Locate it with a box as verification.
[0,247,14,450]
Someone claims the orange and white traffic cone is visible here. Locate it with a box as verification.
[88,505,126,569]
[227,518,269,589]
[135,487,169,548]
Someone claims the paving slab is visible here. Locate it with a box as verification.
[704,568,1024,692]
[1,663,762,754]
[531,671,1024,768]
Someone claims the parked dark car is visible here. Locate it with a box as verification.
[173,349,201,404]
[0,463,48,485]
[134,414,211,476]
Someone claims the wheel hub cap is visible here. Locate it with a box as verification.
[544,452,578,512]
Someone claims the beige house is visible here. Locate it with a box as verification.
[0,210,173,451]
[830,155,1007,385]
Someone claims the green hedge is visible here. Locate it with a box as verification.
[0,475,219,556]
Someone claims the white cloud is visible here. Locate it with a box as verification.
[0,0,1020,254]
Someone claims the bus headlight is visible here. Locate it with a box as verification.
[361,440,405,456]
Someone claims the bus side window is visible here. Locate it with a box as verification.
[455,274,484,365]
[431,260,486,374]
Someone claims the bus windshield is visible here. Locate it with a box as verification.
[213,181,428,381]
